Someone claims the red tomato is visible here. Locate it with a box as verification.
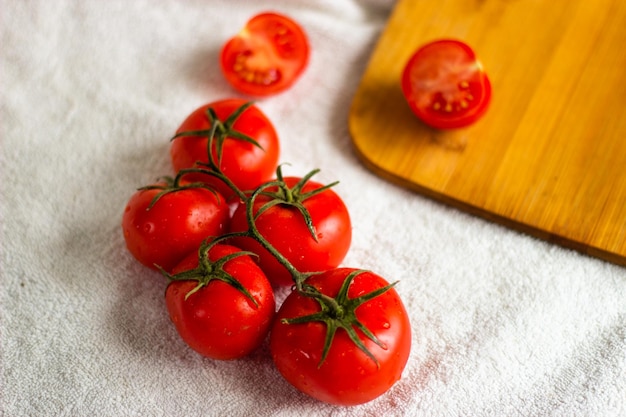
[220,12,310,96]
[165,243,275,360]
[270,268,412,405]
[401,39,491,129]
[229,176,352,287]
[122,180,229,272]
[170,99,280,199]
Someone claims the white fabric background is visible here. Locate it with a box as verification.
[2,1,625,416]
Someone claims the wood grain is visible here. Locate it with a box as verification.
[349,0,626,265]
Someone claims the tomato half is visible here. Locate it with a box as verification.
[401,39,491,129]
[165,244,275,360]
[270,268,412,406]
[170,99,280,199]
[229,175,352,287]
[220,12,310,96]
[122,180,230,272]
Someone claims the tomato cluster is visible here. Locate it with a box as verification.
[121,12,411,407]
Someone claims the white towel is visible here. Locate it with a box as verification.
[2,0,625,416]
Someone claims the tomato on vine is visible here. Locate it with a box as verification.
[270,268,412,406]
[122,176,230,272]
[229,168,352,287]
[164,242,275,360]
[170,99,280,199]
[401,39,491,129]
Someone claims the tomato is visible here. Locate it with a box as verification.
[270,268,411,405]
[165,243,275,360]
[229,173,352,287]
[401,39,491,129]
[122,179,230,272]
[220,12,310,96]
[170,99,280,199]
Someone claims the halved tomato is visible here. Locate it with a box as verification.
[220,12,310,96]
[401,39,491,129]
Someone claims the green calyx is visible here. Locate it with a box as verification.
[236,165,340,289]
[139,171,221,210]
[172,102,264,169]
[158,239,259,307]
[255,166,339,242]
[169,101,265,201]
[281,270,398,368]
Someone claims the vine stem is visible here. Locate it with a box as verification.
[171,106,251,203]
[165,101,404,367]
[171,102,344,319]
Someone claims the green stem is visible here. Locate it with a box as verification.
[245,183,310,290]
[169,102,347,333]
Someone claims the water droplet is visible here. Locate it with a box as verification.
[143,222,155,233]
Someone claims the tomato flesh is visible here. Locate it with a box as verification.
[401,39,491,129]
[270,268,412,405]
[220,12,309,96]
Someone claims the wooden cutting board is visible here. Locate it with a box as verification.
[349,0,626,265]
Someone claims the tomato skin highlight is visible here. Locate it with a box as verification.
[165,244,275,360]
[270,268,412,406]
[170,99,280,199]
[229,177,352,287]
[220,12,310,96]
[122,182,229,272]
[401,39,491,129]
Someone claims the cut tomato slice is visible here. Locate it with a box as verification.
[220,12,310,96]
[401,39,491,129]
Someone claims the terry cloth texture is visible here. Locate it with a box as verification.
[2,1,625,416]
